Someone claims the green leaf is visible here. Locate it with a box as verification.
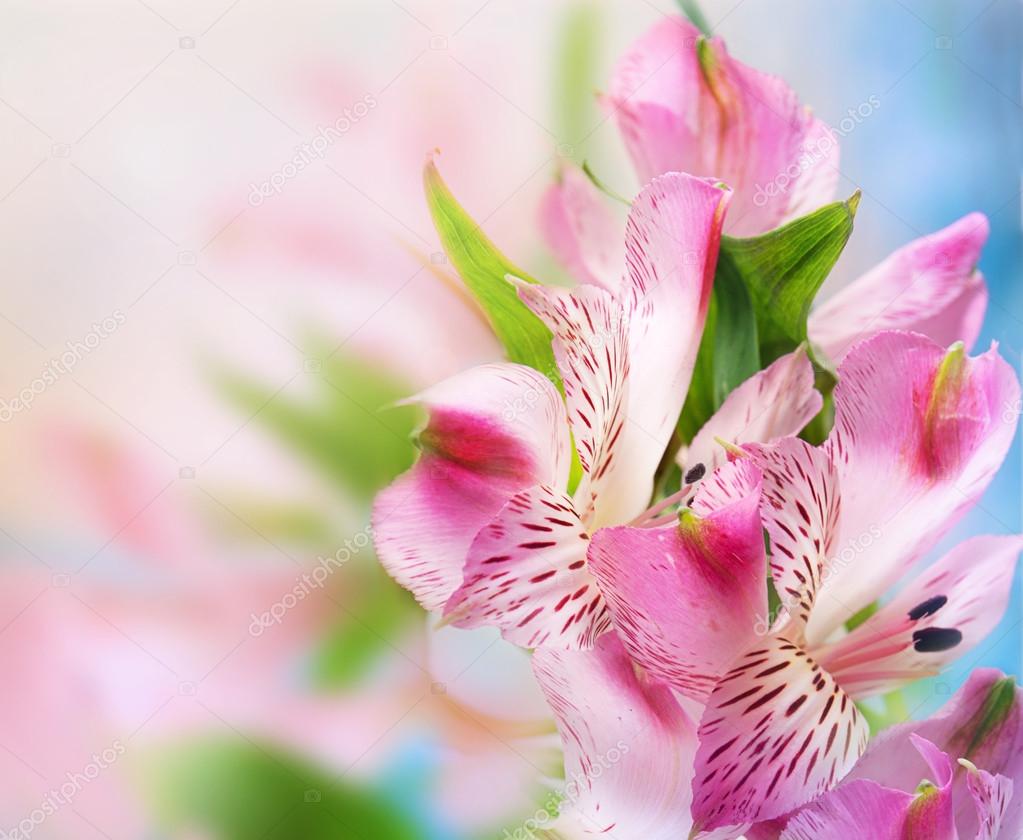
[677,193,858,443]
[424,161,561,390]
[800,382,836,446]
[213,348,418,502]
[963,676,1018,758]
[720,191,860,364]
[677,254,760,441]
[146,740,427,840]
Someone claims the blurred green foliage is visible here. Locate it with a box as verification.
[214,344,419,502]
[553,3,602,147]
[147,740,428,840]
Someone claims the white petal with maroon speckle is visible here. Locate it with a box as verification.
[744,438,842,636]
[443,484,610,649]
[372,364,571,610]
[682,347,822,482]
[691,634,869,830]
[518,284,629,525]
[611,172,731,522]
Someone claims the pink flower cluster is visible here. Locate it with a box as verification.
[374,17,1022,840]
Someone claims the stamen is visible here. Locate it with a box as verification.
[907,595,948,621]
[912,627,962,652]
[630,485,693,526]
[684,463,706,484]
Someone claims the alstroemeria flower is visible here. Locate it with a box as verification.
[777,669,1022,839]
[375,173,741,648]
[605,17,839,236]
[588,330,1021,830]
[546,17,990,361]
[780,735,963,840]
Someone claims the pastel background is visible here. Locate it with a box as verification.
[0,0,1017,837]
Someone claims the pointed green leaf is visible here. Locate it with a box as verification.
[677,194,857,443]
[677,252,760,441]
[424,161,561,390]
[720,191,860,363]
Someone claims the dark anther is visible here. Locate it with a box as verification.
[685,463,706,484]
[912,627,962,653]
[907,595,948,621]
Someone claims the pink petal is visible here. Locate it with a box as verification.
[809,213,990,363]
[960,759,1014,840]
[443,484,610,649]
[809,332,1021,643]
[539,163,624,292]
[372,363,571,609]
[903,735,958,839]
[517,284,630,524]
[533,632,699,838]
[744,437,842,635]
[588,459,767,699]
[846,669,1023,840]
[683,347,822,482]
[614,172,731,519]
[780,736,956,840]
[691,634,869,830]
[815,535,1023,698]
[607,17,838,235]
[779,780,914,840]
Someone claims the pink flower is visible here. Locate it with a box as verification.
[373,173,734,648]
[585,331,1020,830]
[374,168,829,655]
[776,670,1022,839]
[544,18,991,363]
[605,18,839,236]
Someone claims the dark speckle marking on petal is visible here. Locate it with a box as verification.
[912,626,962,652]
[685,463,707,484]
[908,594,948,621]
